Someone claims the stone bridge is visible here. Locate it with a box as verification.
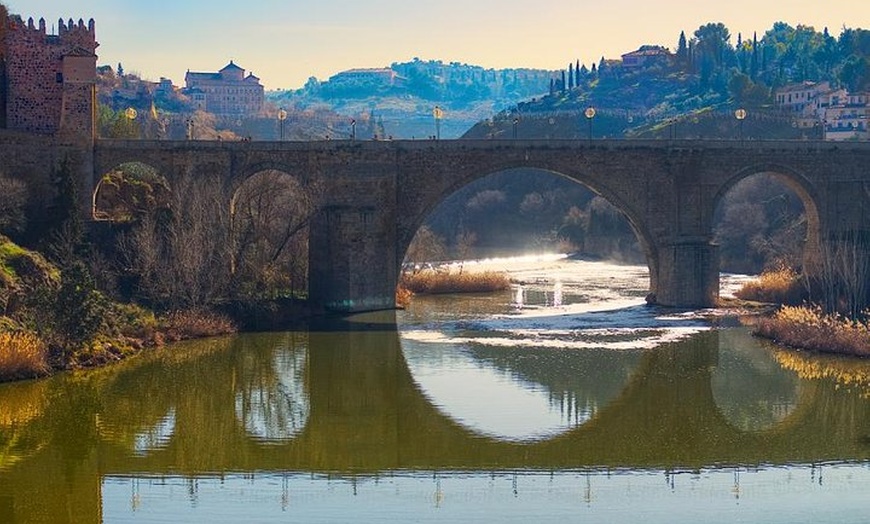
[3,133,870,311]
[91,138,870,311]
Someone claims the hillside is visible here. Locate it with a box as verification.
[267,58,554,139]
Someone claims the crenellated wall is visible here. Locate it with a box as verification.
[3,15,97,141]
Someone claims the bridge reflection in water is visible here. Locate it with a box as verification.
[2,314,870,521]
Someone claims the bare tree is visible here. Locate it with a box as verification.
[229,170,319,299]
[810,232,870,319]
[121,171,233,309]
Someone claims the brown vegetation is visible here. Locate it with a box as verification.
[399,269,510,295]
[755,305,870,357]
[0,331,49,381]
[734,266,805,304]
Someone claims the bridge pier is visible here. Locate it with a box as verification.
[309,205,398,313]
[655,238,719,308]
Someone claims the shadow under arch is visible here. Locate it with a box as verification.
[398,165,660,297]
[711,162,824,268]
[228,166,318,297]
[92,160,170,222]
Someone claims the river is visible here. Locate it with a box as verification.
[2,257,870,523]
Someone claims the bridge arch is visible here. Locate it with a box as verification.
[228,167,317,298]
[398,165,660,296]
[92,160,170,221]
[711,162,823,270]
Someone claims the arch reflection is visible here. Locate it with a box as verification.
[234,345,309,443]
[711,328,801,432]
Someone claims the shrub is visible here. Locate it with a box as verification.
[735,266,805,304]
[400,269,510,295]
[0,331,49,382]
[161,309,237,340]
[755,304,870,357]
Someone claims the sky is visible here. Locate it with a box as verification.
[6,0,869,90]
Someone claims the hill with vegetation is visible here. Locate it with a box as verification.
[267,58,554,139]
[465,23,869,139]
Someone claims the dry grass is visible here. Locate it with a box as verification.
[400,269,511,295]
[0,331,49,382]
[395,283,413,308]
[771,346,870,397]
[160,309,237,342]
[735,266,805,305]
[755,304,870,357]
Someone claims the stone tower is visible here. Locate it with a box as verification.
[3,15,98,144]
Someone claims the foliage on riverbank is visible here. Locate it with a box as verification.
[0,236,237,382]
[734,266,805,305]
[399,269,510,295]
[755,305,870,357]
[771,346,870,397]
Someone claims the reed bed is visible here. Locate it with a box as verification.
[400,269,511,295]
[734,266,805,304]
[0,331,49,382]
[160,309,237,342]
[755,305,870,357]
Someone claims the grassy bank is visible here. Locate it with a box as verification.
[0,235,238,382]
[755,305,870,357]
[734,266,805,305]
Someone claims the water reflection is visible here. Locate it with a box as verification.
[2,323,870,521]
[711,329,801,432]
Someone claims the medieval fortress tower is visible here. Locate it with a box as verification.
[1,14,98,143]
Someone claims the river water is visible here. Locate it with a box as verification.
[3,257,870,523]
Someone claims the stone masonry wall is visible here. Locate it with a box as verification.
[4,16,96,137]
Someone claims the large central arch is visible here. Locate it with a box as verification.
[397,165,661,297]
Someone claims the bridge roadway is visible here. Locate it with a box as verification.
[2,131,869,311]
[90,138,870,311]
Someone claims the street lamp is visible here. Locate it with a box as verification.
[584,106,596,141]
[277,108,287,141]
[185,117,194,140]
[433,105,444,140]
[734,108,747,141]
[512,117,519,139]
[125,107,138,138]
[350,119,356,141]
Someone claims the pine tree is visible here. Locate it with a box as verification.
[751,32,759,80]
[677,30,688,66]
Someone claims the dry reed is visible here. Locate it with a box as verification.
[161,309,237,341]
[755,304,870,357]
[400,269,510,295]
[0,331,49,382]
[735,266,805,304]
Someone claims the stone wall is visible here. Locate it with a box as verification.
[4,16,96,140]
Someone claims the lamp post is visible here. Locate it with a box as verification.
[185,117,194,140]
[584,106,596,141]
[277,108,287,141]
[512,117,519,139]
[734,108,747,141]
[433,106,443,140]
[125,107,137,138]
[350,119,356,141]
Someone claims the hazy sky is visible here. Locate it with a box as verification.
[7,1,869,90]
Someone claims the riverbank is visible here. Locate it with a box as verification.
[733,267,870,357]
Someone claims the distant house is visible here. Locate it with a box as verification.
[774,81,831,114]
[184,61,264,115]
[823,92,870,141]
[621,46,672,68]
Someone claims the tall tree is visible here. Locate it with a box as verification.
[568,63,574,89]
[677,30,689,66]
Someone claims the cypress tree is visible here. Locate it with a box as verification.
[560,69,566,92]
[751,32,759,80]
[677,30,688,65]
[568,63,574,89]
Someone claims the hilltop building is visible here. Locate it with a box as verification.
[775,81,869,140]
[184,61,264,115]
[621,46,672,68]
[1,15,98,140]
[329,68,400,85]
